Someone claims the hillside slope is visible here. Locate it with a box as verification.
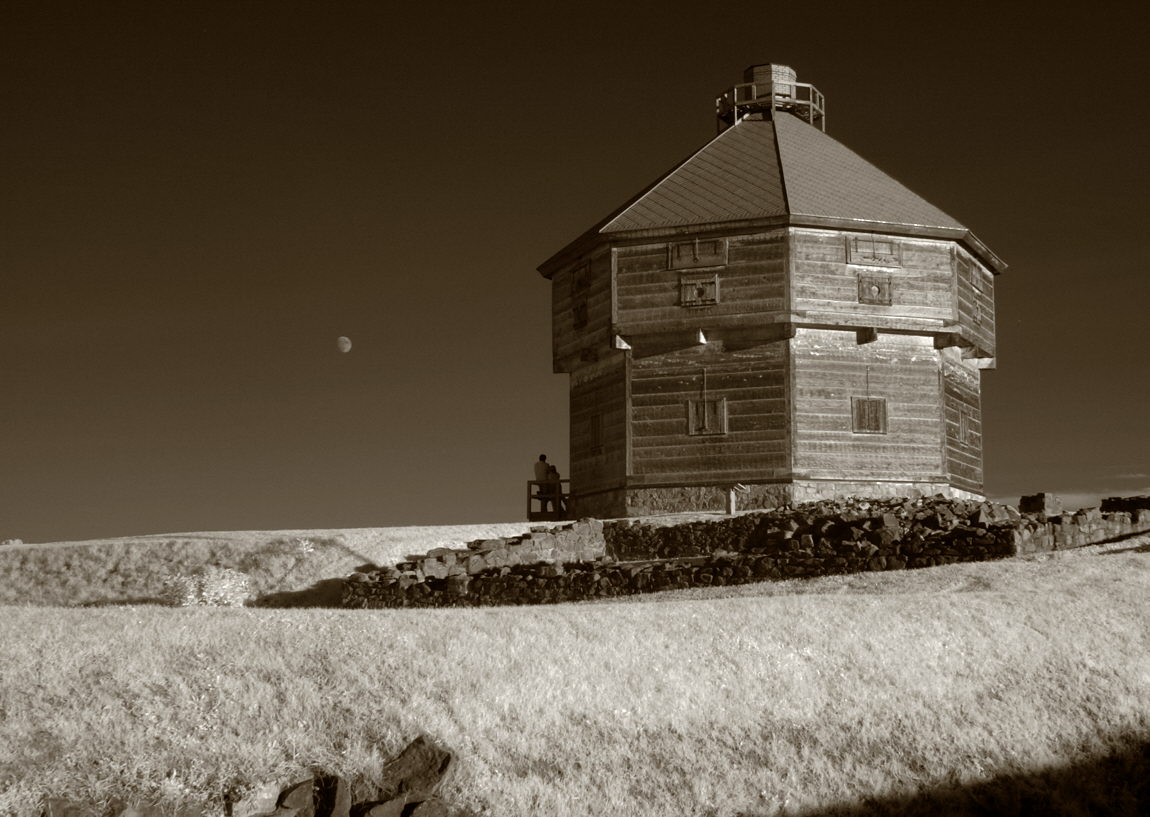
[1,536,1147,816]
[0,522,560,606]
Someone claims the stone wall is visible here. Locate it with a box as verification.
[341,495,1150,610]
[1012,494,1150,554]
[342,519,607,608]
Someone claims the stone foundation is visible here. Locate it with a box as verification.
[791,480,985,504]
[570,480,984,519]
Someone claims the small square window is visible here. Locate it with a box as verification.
[852,397,887,434]
[858,273,892,305]
[669,238,726,269]
[848,236,901,267]
[681,274,720,307]
[688,397,727,436]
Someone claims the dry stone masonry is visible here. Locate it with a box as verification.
[343,495,1150,609]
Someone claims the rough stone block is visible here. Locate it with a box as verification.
[528,532,556,551]
[397,573,420,590]
[277,778,316,816]
[232,780,289,817]
[378,735,455,804]
[361,798,406,817]
[473,539,505,553]
[484,550,506,568]
[1020,493,1063,518]
[314,774,352,817]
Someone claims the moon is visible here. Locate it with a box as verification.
[337,336,352,354]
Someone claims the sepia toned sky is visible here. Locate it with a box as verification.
[4,1,1149,543]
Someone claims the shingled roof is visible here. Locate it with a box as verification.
[602,112,963,233]
[542,111,1003,274]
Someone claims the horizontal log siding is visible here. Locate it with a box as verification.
[942,350,984,493]
[790,228,953,329]
[552,249,613,373]
[791,329,944,481]
[614,232,786,337]
[630,342,788,481]
[570,355,628,494]
[955,249,996,355]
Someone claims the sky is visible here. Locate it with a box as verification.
[3,1,1149,543]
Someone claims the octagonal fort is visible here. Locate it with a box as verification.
[537,64,1003,519]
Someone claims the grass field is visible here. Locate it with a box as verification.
[1,535,1148,816]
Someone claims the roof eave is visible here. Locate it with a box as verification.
[540,214,1006,278]
[959,229,1007,275]
[787,214,1006,274]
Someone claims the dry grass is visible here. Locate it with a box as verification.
[1,537,1148,816]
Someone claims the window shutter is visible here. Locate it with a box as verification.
[680,273,720,306]
[851,397,887,434]
[688,397,728,436]
[669,238,727,269]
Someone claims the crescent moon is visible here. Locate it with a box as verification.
[337,336,352,353]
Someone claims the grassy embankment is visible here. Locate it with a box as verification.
[0,523,548,607]
[0,534,1148,816]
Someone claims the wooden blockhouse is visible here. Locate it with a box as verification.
[537,64,1003,519]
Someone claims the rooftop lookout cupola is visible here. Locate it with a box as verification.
[716,63,826,133]
[534,62,1004,521]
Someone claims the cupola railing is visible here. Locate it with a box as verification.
[716,80,826,133]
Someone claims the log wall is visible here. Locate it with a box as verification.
[569,353,628,494]
[791,329,945,482]
[630,341,788,483]
[956,248,996,355]
[614,230,787,338]
[789,228,954,331]
[941,348,984,493]
[551,248,613,373]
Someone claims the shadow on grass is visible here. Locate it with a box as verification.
[743,738,1149,817]
[250,578,347,608]
[79,596,168,607]
[75,579,353,609]
[1101,541,1150,555]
